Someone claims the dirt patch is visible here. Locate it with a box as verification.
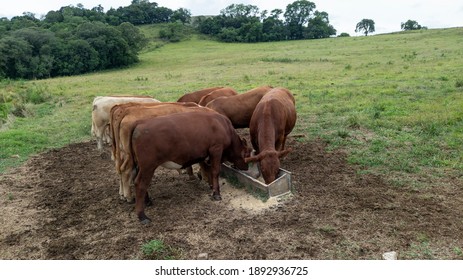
[1,138,462,259]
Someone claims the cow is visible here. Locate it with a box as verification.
[198,87,238,106]
[244,87,297,184]
[112,103,212,202]
[205,85,273,128]
[130,110,251,224]
[176,86,224,103]
[91,96,159,150]
[109,101,197,167]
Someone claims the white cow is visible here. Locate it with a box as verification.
[91,96,160,150]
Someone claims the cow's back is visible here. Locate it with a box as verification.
[132,111,233,167]
[206,85,273,128]
[249,87,297,150]
[114,103,202,158]
[177,87,224,103]
[198,87,238,106]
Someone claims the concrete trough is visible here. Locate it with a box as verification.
[220,162,292,199]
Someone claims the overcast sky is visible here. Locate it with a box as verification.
[1,0,462,35]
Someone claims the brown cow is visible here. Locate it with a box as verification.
[111,103,209,202]
[244,87,297,184]
[198,87,238,106]
[110,102,197,166]
[131,110,251,223]
[206,85,273,128]
[176,86,224,103]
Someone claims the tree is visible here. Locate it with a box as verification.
[75,22,136,69]
[8,13,40,30]
[197,17,222,35]
[401,20,426,31]
[43,10,64,25]
[355,19,375,36]
[0,36,33,79]
[305,11,336,39]
[284,0,316,39]
[338,32,350,37]
[171,8,191,24]
[11,27,58,78]
[117,22,147,52]
[239,21,263,42]
[221,4,260,18]
[262,9,285,41]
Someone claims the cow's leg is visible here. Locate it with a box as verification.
[118,177,125,201]
[121,168,135,203]
[134,167,156,224]
[103,124,111,144]
[208,156,222,200]
[175,166,196,181]
[185,166,196,181]
[199,161,212,187]
[97,137,103,151]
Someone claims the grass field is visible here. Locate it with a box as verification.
[1,27,462,189]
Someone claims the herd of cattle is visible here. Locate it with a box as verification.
[91,86,297,224]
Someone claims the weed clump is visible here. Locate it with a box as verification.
[141,239,180,260]
[1,83,52,127]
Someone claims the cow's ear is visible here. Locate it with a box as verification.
[277,148,292,159]
[244,155,259,163]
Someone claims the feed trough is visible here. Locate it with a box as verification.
[220,162,292,199]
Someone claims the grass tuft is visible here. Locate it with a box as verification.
[141,239,180,260]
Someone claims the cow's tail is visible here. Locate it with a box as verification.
[91,111,96,137]
[128,125,139,186]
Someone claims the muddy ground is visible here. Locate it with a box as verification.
[1,137,462,260]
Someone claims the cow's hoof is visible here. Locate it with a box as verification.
[211,194,222,201]
[126,198,135,204]
[187,175,198,182]
[140,218,151,225]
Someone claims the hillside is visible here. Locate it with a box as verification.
[1,27,462,183]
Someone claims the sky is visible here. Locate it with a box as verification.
[1,0,462,35]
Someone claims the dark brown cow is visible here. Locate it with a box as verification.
[244,87,297,184]
[176,86,224,103]
[131,110,251,223]
[111,103,208,202]
[198,87,238,106]
[206,85,273,128]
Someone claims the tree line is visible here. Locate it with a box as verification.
[0,0,190,79]
[195,1,336,42]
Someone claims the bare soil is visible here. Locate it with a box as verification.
[1,137,462,260]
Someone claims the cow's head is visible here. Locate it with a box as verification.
[245,148,292,184]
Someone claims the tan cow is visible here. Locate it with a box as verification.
[205,86,273,128]
[245,87,297,184]
[91,96,159,150]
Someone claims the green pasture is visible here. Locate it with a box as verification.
[1,27,462,188]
